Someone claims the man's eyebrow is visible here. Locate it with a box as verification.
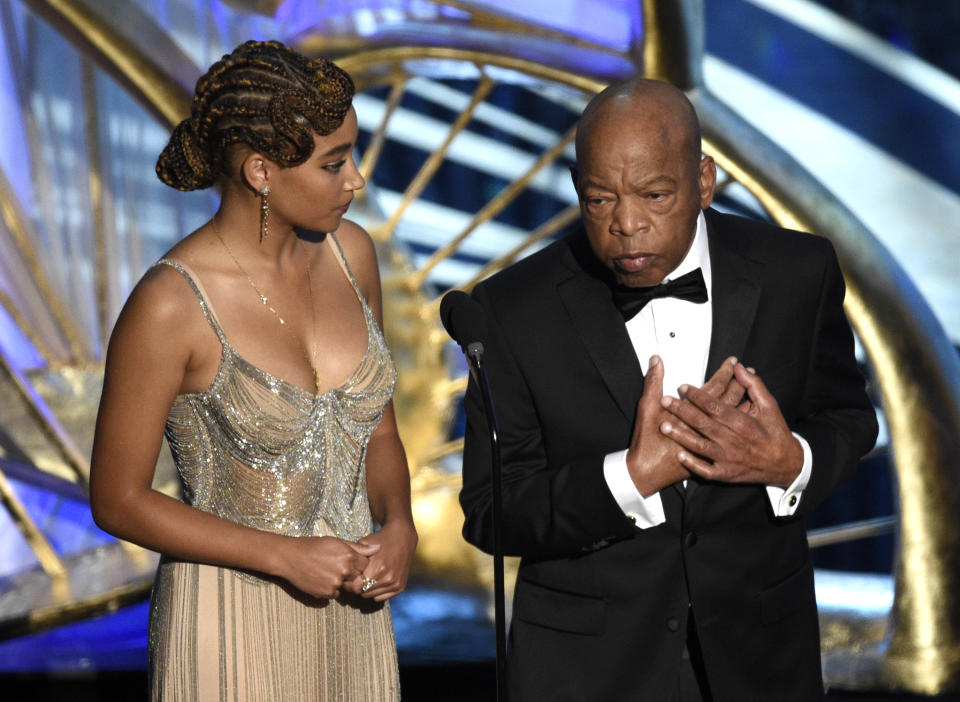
[318,142,352,159]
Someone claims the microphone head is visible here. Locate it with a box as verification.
[439,290,488,349]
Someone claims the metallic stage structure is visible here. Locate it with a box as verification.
[1,0,959,693]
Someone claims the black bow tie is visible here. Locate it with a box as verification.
[612,268,708,321]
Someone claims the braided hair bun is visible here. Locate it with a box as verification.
[156,40,355,191]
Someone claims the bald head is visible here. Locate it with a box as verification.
[575,78,702,172]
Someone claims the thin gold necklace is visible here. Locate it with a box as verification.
[211,216,322,393]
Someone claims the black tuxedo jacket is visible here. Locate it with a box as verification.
[460,208,878,701]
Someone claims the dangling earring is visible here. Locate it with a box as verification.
[259,186,271,242]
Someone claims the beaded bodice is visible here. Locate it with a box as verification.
[157,236,396,543]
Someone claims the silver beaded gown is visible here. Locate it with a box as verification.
[148,235,400,701]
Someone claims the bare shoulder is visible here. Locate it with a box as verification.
[117,224,225,339]
[106,261,208,372]
[120,263,198,331]
[331,218,380,293]
[333,218,377,263]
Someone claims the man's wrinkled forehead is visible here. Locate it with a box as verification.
[574,80,701,163]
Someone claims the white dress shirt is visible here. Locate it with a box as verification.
[602,212,812,528]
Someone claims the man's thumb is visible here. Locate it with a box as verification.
[642,355,663,400]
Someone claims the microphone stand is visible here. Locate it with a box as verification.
[466,341,507,702]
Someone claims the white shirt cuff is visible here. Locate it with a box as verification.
[765,433,813,517]
[602,449,666,529]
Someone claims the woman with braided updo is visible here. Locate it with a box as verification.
[90,40,414,700]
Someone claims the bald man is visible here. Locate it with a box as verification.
[460,79,877,701]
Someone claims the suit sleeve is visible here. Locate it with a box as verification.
[790,239,878,513]
[459,283,638,559]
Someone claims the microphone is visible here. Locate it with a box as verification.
[440,290,487,362]
[438,288,507,702]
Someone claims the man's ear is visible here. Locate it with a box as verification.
[698,155,717,210]
[240,153,271,194]
[569,164,580,198]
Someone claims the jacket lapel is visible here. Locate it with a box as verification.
[704,211,763,378]
[687,210,763,502]
[556,236,644,424]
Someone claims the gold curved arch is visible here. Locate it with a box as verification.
[20,0,193,127]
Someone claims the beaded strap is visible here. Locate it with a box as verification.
[156,258,229,346]
[328,233,367,306]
